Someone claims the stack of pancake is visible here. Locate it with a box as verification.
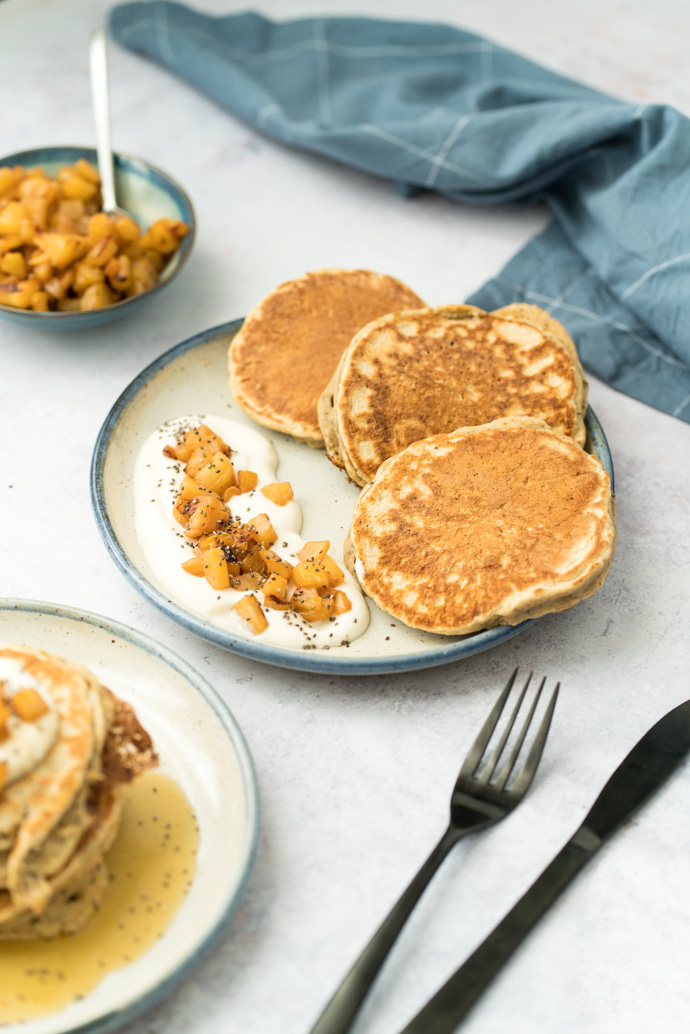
[228,270,616,636]
[0,645,156,940]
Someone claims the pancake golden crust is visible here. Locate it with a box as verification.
[229,269,424,445]
[347,418,615,635]
[323,304,588,486]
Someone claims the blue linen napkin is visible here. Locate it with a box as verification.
[110,1,690,424]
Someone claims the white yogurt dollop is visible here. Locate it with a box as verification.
[133,414,369,650]
[0,656,59,786]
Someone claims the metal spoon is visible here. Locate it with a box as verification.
[89,28,130,218]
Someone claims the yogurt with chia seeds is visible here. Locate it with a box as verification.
[133,414,369,649]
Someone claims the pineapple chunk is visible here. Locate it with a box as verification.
[0,278,38,309]
[184,497,230,538]
[239,547,267,575]
[104,253,132,293]
[297,540,330,563]
[236,470,258,493]
[248,513,276,546]
[80,282,117,310]
[184,446,212,480]
[0,699,12,738]
[322,555,345,588]
[290,588,334,622]
[0,201,29,235]
[185,424,227,456]
[0,165,24,197]
[261,481,294,506]
[230,572,263,591]
[0,251,26,279]
[175,476,208,502]
[111,213,141,243]
[72,260,105,295]
[74,158,101,184]
[181,554,205,577]
[141,218,189,255]
[332,590,352,615]
[263,572,288,601]
[34,231,85,269]
[203,547,230,590]
[263,550,293,579]
[263,595,291,611]
[58,168,99,201]
[292,559,330,592]
[129,254,158,294]
[12,688,48,721]
[232,594,268,635]
[194,451,236,496]
[84,235,118,268]
[87,212,112,244]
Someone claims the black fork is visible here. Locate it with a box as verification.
[308,668,559,1034]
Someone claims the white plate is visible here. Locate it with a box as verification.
[91,320,615,676]
[0,598,259,1034]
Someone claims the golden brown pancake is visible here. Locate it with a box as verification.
[345,418,615,635]
[321,303,588,486]
[229,269,424,444]
[0,646,157,939]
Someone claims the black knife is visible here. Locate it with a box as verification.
[399,698,690,1034]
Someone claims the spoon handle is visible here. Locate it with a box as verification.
[89,28,118,212]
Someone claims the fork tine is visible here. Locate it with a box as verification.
[507,682,560,797]
[491,676,544,790]
[459,667,518,778]
[482,671,533,782]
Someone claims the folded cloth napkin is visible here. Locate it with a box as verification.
[110,1,690,424]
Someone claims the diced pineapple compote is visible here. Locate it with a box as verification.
[0,159,190,312]
[167,424,352,631]
[232,594,268,635]
[261,481,294,505]
[11,687,49,722]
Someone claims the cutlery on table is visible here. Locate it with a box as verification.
[399,697,690,1034]
[308,668,559,1034]
[89,27,131,219]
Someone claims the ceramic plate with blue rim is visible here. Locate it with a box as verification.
[0,598,259,1034]
[90,320,614,676]
[0,146,195,329]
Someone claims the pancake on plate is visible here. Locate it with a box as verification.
[228,269,424,445]
[0,645,156,940]
[320,302,588,486]
[345,418,615,635]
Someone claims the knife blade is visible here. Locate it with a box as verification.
[399,698,690,1034]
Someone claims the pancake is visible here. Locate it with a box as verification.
[0,646,157,939]
[229,269,424,445]
[321,303,588,486]
[345,418,615,635]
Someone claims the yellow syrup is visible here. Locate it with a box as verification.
[0,771,199,1022]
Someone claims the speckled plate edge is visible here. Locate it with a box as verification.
[0,597,260,1034]
[90,320,615,677]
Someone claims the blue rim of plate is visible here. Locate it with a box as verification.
[90,320,615,677]
[0,145,195,324]
[0,597,260,1034]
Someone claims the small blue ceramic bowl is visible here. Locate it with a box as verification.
[0,145,195,329]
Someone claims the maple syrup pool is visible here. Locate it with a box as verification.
[0,772,199,1023]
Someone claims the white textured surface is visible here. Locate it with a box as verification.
[1,1,689,1033]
